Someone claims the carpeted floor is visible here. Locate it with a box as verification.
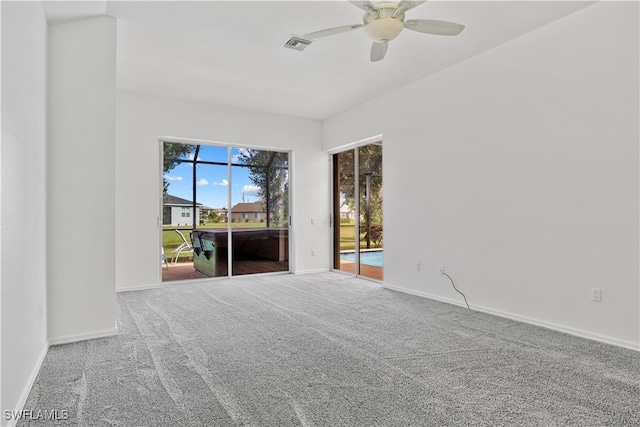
[19,272,640,426]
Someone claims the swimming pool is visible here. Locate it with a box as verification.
[340,250,383,267]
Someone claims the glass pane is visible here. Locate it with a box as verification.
[358,144,383,280]
[162,143,291,280]
[196,144,228,164]
[230,148,289,276]
[192,159,230,278]
[162,142,199,281]
[334,150,357,274]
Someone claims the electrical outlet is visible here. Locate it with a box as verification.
[591,288,602,302]
[311,249,316,256]
[415,262,421,271]
[310,218,315,225]
[440,266,445,274]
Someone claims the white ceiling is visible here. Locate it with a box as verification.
[42,1,595,120]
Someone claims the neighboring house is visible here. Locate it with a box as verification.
[340,203,355,221]
[199,205,214,217]
[215,208,229,222]
[195,205,229,223]
[201,206,229,223]
[163,194,201,226]
[230,200,266,222]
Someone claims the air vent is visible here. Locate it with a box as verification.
[282,35,313,52]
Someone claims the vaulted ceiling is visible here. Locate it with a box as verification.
[43,1,595,120]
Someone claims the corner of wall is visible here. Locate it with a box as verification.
[3,344,50,427]
[47,15,117,341]
[1,0,50,420]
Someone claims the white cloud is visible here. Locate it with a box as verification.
[242,184,260,194]
[232,148,252,163]
[197,178,209,186]
[165,175,183,181]
[213,179,228,186]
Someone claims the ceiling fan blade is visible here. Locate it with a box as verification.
[370,41,388,62]
[394,1,427,15]
[398,0,427,12]
[404,19,465,36]
[303,23,363,39]
[350,1,376,13]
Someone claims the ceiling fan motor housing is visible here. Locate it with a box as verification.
[363,3,405,42]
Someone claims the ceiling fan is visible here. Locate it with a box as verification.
[299,0,465,62]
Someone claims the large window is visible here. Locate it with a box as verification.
[162,142,290,281]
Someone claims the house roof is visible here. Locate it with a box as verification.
[164,194,202,207]
[231,201,266,213]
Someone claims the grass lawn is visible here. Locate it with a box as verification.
[339,224,383,252]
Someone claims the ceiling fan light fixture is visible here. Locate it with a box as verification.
[294,1,464,62]
[364,17,404,42]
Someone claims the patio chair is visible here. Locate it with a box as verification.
[171,229,193,263]
[161,247,169,270]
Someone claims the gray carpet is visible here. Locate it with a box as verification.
[20,272,640,426]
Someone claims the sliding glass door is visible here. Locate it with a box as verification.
[162,142,290,281]
[333,142,383,280]
[333,150,356,274]
[230,149,289,276]
[358,144,383,280]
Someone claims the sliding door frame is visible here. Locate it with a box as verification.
[329,135,383,280]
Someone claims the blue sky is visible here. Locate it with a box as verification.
[164,146,261,209]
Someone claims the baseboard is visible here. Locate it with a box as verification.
[382,283,639,352]
[293,268,331,275]
[474,304,640,351]
[5,342,50,427]
[117,270,333,288]
[116,283,161,292]
[48,327,119,346]
[383,283,469,309]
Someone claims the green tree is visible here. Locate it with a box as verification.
[358,145,383,248]
[236,150,289,227]
[208,210,223,223]
[162,142,196,198]
[336,145,383,248]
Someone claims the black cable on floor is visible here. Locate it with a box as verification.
[442,272,472,311]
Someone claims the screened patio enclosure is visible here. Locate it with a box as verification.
[162,142,290,281]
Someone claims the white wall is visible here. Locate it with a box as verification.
[0,1,49,420]
[115,90,327,290]
[47,16,117,343]
[324,1,639,349]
